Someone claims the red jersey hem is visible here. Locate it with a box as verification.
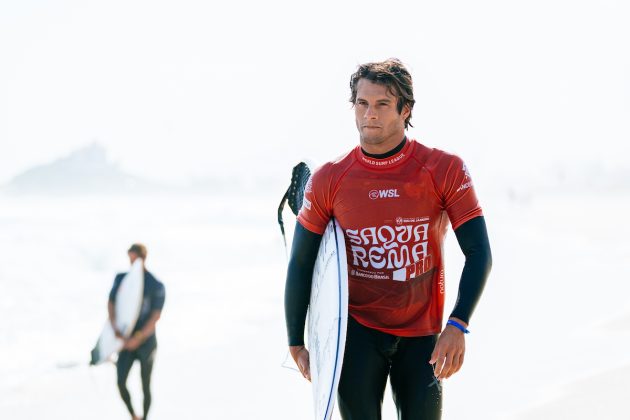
[350,314,442,337]
[451,210,484,231]
[296,217,326,235]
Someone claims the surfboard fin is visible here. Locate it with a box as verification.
[90,346,100,366]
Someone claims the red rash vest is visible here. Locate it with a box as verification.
[297,139,483,337]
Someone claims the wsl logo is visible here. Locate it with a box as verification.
[368,189,400,200]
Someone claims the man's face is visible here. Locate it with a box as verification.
[128,251,139,264]
[354,78,410,151]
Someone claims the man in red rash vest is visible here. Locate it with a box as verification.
[284,58,492,420]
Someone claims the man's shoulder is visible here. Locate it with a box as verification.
[144,271,165,291]
[311,147,358,181]
[412,140,464,169]
[109,272,127,301]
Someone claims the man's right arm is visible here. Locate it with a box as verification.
[284,222,323,345]
[108,274,124,337]
[284,222,323,380]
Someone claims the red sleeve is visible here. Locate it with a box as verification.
[296,164,333,235]
[432,153,483,230]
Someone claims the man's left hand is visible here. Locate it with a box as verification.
[429,317,467,380]
[123,336,142,351]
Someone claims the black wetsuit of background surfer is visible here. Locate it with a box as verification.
[285,138,492,420]
[109,271,165,420]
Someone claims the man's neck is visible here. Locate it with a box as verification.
[361,136,407,159]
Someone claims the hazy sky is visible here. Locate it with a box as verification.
[1,0,628,185]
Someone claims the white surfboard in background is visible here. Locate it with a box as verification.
[90,258,144,365]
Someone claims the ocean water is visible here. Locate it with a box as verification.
[0,188,628,419]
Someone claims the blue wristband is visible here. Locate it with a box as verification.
[447,319,470,334]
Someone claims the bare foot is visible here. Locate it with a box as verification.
[132,416,142,420]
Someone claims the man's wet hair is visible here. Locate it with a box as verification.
[349,58,415,129]
[128,243,148,260]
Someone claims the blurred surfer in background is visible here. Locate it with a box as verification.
[284,59,492,419]
[109,243,166,420]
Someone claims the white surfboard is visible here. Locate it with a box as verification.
[90,259,144,365]
[308,218,349,420]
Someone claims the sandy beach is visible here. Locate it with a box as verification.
[0,187,628,419]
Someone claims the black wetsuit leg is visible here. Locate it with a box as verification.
[138,336,157,419]
[117,350,136,417]
[338,317,442,420]
[116,336,158,419]
[390,334,442,419]
[338,316,390,420]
